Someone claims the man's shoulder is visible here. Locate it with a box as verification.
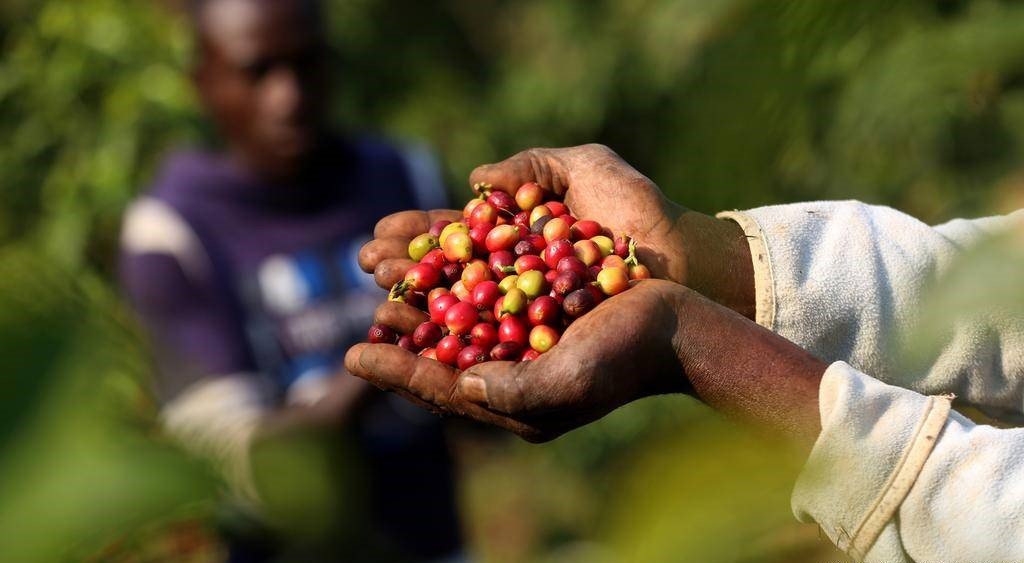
[343,135,449,210]
[138,148,236,206]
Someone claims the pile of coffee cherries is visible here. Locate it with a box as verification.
[367,181,650,369]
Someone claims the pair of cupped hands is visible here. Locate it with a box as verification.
[346,144,823,445]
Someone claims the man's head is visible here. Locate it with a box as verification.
[191,0,328,182]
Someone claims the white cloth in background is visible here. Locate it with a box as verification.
[720,202,1024,562]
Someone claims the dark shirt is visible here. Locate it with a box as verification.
[120,137,460,561]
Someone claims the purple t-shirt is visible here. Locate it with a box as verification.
[120,137,461,558]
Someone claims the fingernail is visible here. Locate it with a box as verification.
[459,376,488,406]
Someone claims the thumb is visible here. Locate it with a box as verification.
[469,148,570,198]
[458,360,533,415]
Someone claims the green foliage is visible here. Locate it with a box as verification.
[1,0,1022,561]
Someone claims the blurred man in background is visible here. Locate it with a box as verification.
[118,0,463,561]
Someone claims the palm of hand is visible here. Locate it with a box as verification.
[345,280,688,442]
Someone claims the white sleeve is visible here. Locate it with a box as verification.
[718,202,1024,416]
[162,375,272,503]
[793,362,1024,563]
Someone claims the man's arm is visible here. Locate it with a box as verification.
[721,203,1024,416]
[346,281,825,451]
[120,201,370,499]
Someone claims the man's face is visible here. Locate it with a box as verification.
[194,0,327,181]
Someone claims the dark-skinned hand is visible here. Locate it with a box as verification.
[359,144,755,318]
[346,280,690,442]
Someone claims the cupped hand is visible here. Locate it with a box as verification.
[358,145,754,317]
[344,279,691,442]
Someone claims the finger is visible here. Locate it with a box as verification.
[373,301,429,334]
[344,344,446,413]
[373,209,462,240]
[469,148,571,197]
[346,344,550,439]
[374,258,416,290]
[458,360,537,415]
[359,237,411,274]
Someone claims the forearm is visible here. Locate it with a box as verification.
[650,209,756,320]
[669,289,825,450]
[257,374,373,440]
[719,202,1024,415]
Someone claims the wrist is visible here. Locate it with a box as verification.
[672,211,756,320]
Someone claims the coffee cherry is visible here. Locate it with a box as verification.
[471,280,501,310]
[544,269,559,284]
[408,233,439,261]
[461,261,492,291]
[412,321,444,348]
[486,224,520,253]
[402,263,441,292]
[397,334,419,353]
[628,263,652,280]
[588,265,603,280]
[563,288,597,318]
[601,255,628,271]
[445,301,478,336]
[527,296,561,326]
[545,201,568,217]
[442,231,473,263]
[441,262,463,284]
[493,296,508,321]
[521,349,541,362]
[468,222,491,254]
[570,220,602,241]
[525,234,547,253]
[529,325,560,353]
[514,255,547,275]
[429,220,452,237]
[542,217,572,243]
[488,250,516,279]
[595,267,629,296]
[529,214,552,236]
[470,322,499,349]
[425,292,449,316]
[529,205,552,226]
[498,316,530,347]
[487,191,518,215]
[561,214,577,227]
[514,239,536,257]
[470,202,499,227]
[367,323,398,344]
[420,347,438,360]
[516,270,547,299]
[591,235,614,256]
[500,287,528,317]
[439,221,469,246]
[436,334,463,366]
[573,240,602,267]
[479,309,496,324]
[515,182,545,211]
[555,255,589,279]
[498,275,519,294]
[429,294,460,325]
[463,197,484,218]
[490,341,522,361]
[614,235,631,258]
[544,239,575,269]
[552,271,582,296]
[513,210,531,229]
[420,248,446,270]
[450,280,471,301]
[458,345,490,370]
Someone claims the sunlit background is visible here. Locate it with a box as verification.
[1,0,1023,561]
